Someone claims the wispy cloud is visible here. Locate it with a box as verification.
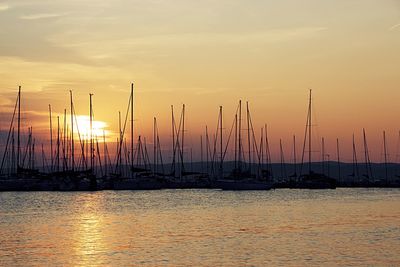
[389,23,400,31]
[19,13,67,20]
[48,27,328,62]
[112,27,328,46]
[0,3,9,11]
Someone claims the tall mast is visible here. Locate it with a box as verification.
[0,90,19,175]
[28,127,32,169]
[153,117,157,176]
[200,135,203,172]
[17,86,21,171]
[362,128,372,181]
[66,126,69,168]
[171,105,175,175]
[130,83,134,178]
[95,136,102,176]
[49,104,53,172]
[119,111,122,174]
[137,136,141,166]
[363,128,368,179]
[30,128,33,169]
[89,93,94,171]
[32,137,35,170]
[219,106,223,178]
[246,102,251,172]
[181,104,185,175]
[84,135,88,168]
[321,137,325,175]
[63,109,67,171]
[280,139,286,180]
[103,130,107,177]
[143,137,149,169]
[308,89,312,175]
[156,128,164,175]
[383,130,388,182]
[265,124,272,178]
[293,135,297,176]
[57,116,60,172]
[260,128,264,166]
[115,137,119,172]
[234,114,238,170]
[336,138,341,183]
[259,128,264,178]
[206,126,209,174]
[238,100,242,171]
[12,129,15,173]
[70,90,74,172]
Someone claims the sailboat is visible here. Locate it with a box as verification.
[297,90,336,189]
[213,101,273,190]
[48,91,98,191]
[110,83,167,190]
[0,86,56,190]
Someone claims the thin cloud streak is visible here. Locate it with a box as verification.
[46,27,327,65]
[389,23,400,31]
[0,3,9,11]
[19,13,67,20]
[52,27,328,49]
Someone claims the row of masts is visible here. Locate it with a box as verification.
[0,86,397,183]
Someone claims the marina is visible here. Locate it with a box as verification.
[1,1,399,266]
[1,86,399,191]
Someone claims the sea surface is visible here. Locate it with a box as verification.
[0,189,399,266]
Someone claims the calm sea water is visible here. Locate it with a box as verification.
[0,189,399,266]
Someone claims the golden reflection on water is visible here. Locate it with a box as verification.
[71,194,108,267]
[0,189,400,266]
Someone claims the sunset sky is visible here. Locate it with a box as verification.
[0,0,399,162]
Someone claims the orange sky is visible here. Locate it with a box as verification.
[0,0,399,162]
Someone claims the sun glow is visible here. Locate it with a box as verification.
[75,115,111,141]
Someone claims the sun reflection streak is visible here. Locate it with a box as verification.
[72,195,107,266]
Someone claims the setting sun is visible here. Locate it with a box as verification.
[75,115,111,141]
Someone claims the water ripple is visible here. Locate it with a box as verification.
[0,189,400,266]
